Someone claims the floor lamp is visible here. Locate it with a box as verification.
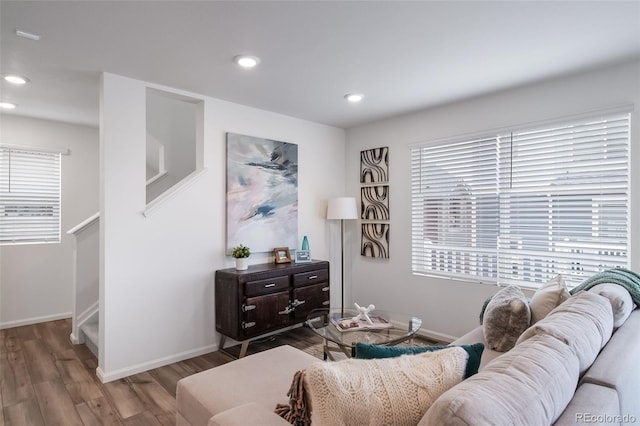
[327,197,358,313]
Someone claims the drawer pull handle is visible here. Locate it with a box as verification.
[241,304,256,312]
[308,275,318,280]
[264,283,276,288]
[242,321,256,329]
[292,299,306,307]
[322,300,330,306]
[322,286,330,292]
[279,306,294,315]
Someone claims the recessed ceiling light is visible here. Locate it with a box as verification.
[0,102,17,110]
[4,75,29,85]
[344,93,364,103]
[234,55,260,68]
[15,29,41,41]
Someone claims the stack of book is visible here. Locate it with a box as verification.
[331,315,392,332]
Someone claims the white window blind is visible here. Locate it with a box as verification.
[411,136,500,282]
[0,147,61,245]
[411,112,630,288]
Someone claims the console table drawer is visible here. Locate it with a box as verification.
[292,283,330,319]
[293,269,328,287]
[245,276,290,296]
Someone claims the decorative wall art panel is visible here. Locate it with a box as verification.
[361,223,389,258]
[361,185,389,220]
[360,147,389,183]
[226,133,298,253]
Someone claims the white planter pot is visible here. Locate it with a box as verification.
[235,257,249,271]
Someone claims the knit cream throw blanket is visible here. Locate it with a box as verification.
[276,347,468,426]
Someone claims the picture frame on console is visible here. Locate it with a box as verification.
[294,249,312,263]
[274,247,292,263]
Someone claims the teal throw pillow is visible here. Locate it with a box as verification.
[355,342,484,379]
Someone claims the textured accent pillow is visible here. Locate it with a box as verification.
[354,342,484,378]
[305,348,468,426]
[530,274,570,324]
[588,283,635,328]
[483,285,531,352]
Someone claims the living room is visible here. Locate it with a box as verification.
[1,0,639,415]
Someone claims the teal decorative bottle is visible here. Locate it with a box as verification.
[301,236,309,251]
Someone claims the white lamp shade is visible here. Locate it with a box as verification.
[327,197,358,220]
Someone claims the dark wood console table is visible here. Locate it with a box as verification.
[215,260,330,357]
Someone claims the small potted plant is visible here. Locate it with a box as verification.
[232,244,251,271]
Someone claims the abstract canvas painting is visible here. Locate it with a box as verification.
[361,185,389,220]
[361,223,389,258]
[226,133,298,253]
[360,147,389,183]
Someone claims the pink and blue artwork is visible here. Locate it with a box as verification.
[226,133,298,253]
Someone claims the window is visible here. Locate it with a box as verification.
[0,146,61,245]
[411,112,630,288]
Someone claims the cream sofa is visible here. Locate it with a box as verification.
[177,292,640,425]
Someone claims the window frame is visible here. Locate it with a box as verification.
[410,108,631,289]
[0,145,62,246]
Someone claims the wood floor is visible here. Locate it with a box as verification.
[0,318,323,426]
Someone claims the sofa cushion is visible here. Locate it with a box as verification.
[354,342,484,378]
[517,291,613,374]
[482,285,531,352]
[420,333,580,426]
[176,345,317,426]
[449,325,503,370]
[306,347,468,426]
[581,309,640,421]
[588,283,635,328]
[553,383,620,426]
[530,274,570,324]
[208,402,291,426]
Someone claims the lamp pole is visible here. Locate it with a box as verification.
[326,197,358,315]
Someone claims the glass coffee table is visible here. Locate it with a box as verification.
[306,308,423,360]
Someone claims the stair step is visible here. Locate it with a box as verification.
[80,321,99,358]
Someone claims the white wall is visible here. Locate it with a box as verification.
[0,115,99,328]
[99,73,346,381]
[345,60,640,340]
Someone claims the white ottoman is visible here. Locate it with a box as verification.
[176,345,319,426]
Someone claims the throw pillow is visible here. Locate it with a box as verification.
[482,285,531,352]
[354,342,484,378]
[587,283,635,328]
[530,274,570,324]
[305,348,469,426]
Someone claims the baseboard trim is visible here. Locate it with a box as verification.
[388,318,457,344]
[1,312,72,330]
[415,327,457,344]
[96,343,218,383]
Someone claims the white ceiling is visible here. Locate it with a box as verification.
[1,1,639,129]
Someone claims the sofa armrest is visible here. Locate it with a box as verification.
[580,309,640,421]
[450,325,502,370]
[208,402,291,426]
